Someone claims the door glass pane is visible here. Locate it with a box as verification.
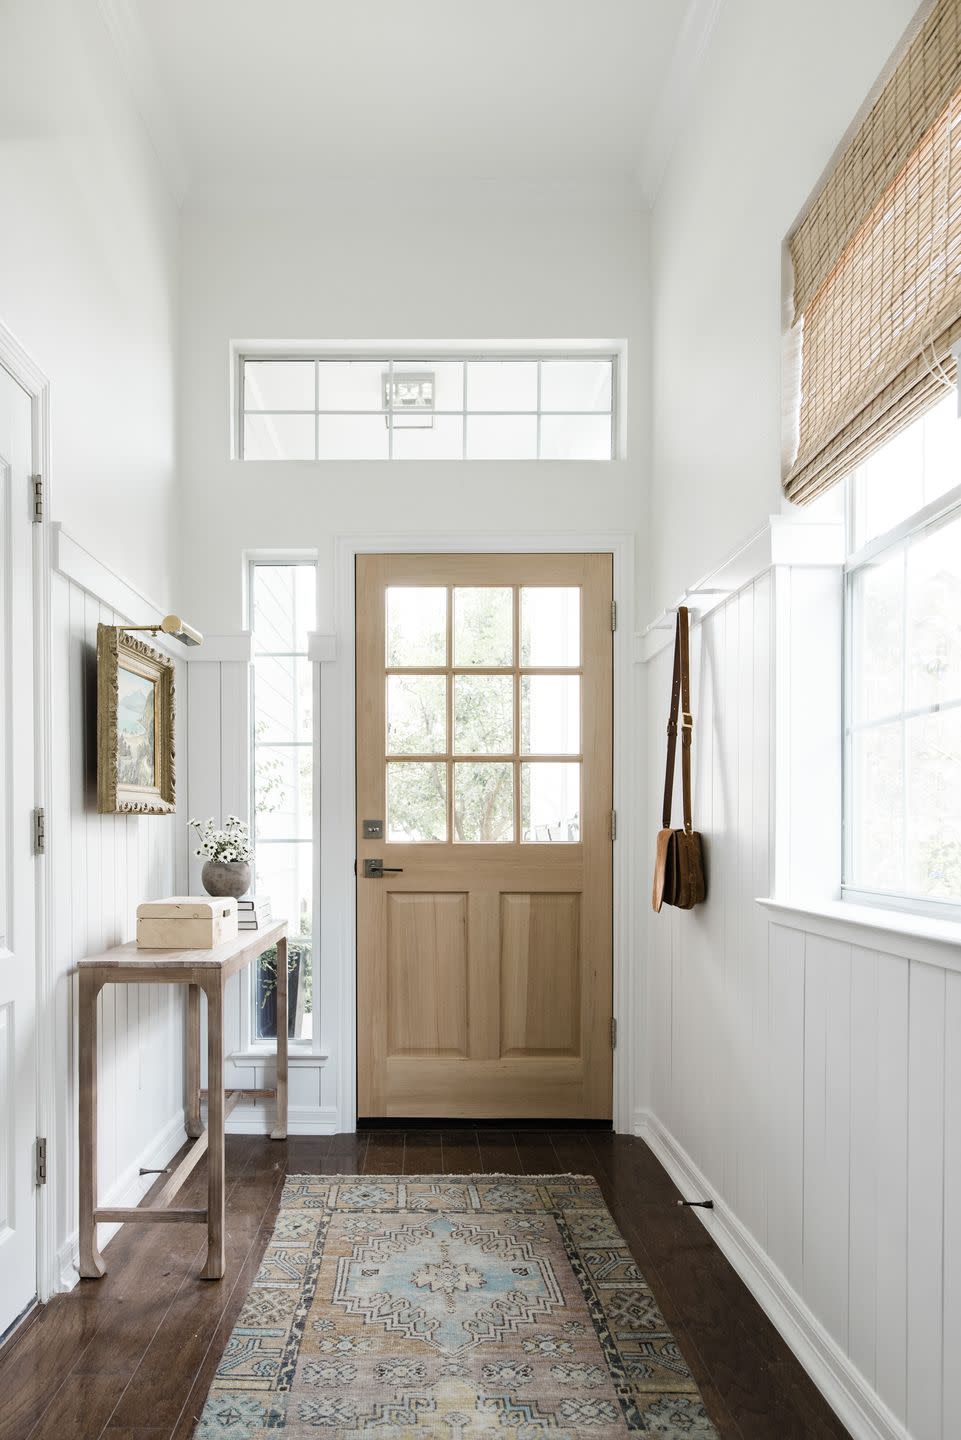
[387,587,447,666]
[254,746,312,839]
[453,587,513,665]
[245,361,314,410]
[521,587,580,666]
[906,513,961,710]
[453,762,514,842]
[387,762,447,841]
[540,415,612,460]
[454,675,513,754]
[851,553,904,722]
[254,657,312,743]
[387,675,446,754]
[850,722,903,890]
[466,360,537,411]
[521,676,580,754]
[540,360,612,412]
[244,414,315,460]
[906,709,961,899]
[521,762,580,843]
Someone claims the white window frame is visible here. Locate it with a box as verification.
[246,555,319,1054]
[236,349,620,461]
[842,474,961,923]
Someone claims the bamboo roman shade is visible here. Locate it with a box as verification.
[784,0,961,503]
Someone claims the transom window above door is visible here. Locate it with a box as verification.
[382,584,583,843]
[239,353,616,460]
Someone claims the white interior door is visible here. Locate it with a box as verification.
[0,362,38,1335]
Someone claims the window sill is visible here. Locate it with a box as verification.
[229,1047,329,1067]
[756,897,961,973]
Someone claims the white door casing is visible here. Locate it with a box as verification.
[0,361,39,1334]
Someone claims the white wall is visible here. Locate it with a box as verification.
[648,0,920,614]
[177,178,650,631]
[641,577,961,1440]
[0,0,179,602]
[0,1,185,1280]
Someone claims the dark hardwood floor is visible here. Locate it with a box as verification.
[0,1131,850,1440]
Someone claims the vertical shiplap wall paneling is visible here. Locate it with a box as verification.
[643,561,961,1439]
[50,572,186,1278]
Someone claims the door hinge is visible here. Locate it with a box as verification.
[35,1137,47,1187]
[611,1017,617,1050]
[32,474,43,523]
[610,809,617,841]
[33,806,45,855]
[610,600,617,631]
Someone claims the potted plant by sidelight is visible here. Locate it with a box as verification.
[189,815,253,898]
[256,943,308,1039]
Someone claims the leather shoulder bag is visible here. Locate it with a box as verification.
[652,606,707,912]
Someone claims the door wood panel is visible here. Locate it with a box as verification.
[356,553,613,1119]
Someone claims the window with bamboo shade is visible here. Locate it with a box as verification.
[784,0,961,503]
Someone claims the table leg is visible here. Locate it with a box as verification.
[271,933,288,1140]
[185,983,202,1138]
[201,979,225,1280]
[78,972,105,1278]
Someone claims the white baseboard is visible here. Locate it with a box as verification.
[57,1108,187,1292]
[226,1102,339,1136]
[633,1109,910,1440]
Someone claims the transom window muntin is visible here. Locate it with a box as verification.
[240,354,616,461]
[844,389,961,916]
[384,584,582,844]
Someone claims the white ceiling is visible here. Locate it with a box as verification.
[106,0,722,203]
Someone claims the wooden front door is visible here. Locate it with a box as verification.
[356,553,613,1120]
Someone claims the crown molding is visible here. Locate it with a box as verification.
[96,0,190,206]
[636,0,725,206]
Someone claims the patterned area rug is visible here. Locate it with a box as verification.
[195,1174,718,1438]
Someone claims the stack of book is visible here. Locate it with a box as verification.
[238,896,272,931]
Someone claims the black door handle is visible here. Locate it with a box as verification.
[363,858,404,878]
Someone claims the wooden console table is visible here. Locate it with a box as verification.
[77,920,288,1281]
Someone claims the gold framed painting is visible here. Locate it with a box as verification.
[97,624,176,815]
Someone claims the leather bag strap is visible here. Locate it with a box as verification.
[661,607,694,833]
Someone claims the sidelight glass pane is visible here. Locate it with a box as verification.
[906,709,961,899]
[453,762,514,842]
[850,722,903,891]
[387,587,447,667]
[252,564,316,654]
[906,513,961,710]
[254,746,313,840]
[466,360,537,411]
[521,762,580,843]
[520,587,580,666]
[254,656,312,743]
[316,361,385,411]
[244,361,314,411]
[387,675,446,754]
[387,762,447,842]
[254,842,313,942]
[540,414,612,460]
[453,586,513,665]
[540,359,612,412]
[454,674,513,754]
[521,675,580,754]
[244,413,315,460]
[851,553,904,723]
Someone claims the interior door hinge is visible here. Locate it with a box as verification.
[610,600,617,631]
[32,474,43,523]
[33,806,45,855]
[35,1137,47,1187]
[611,1017,617,1050]
[610,809,617,841]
